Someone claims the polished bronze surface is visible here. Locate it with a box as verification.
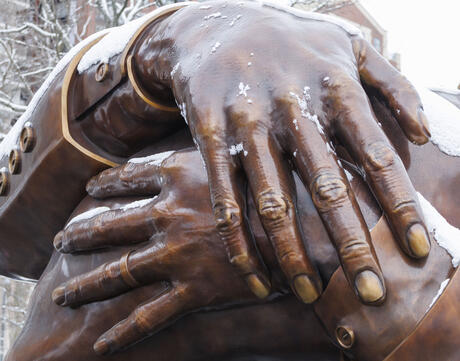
[0,1,458,360]
[8,133,460,361]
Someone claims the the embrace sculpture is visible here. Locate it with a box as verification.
[0,1,459,360]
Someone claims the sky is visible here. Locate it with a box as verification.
[360,0,460,90]
[267,0,460,90]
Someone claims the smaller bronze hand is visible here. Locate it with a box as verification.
[52,150,265,355]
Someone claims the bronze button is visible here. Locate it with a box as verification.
[336,326,355,349]
[0,169,9,196]
[20,125,36,153]
[9,149,21,174]
[95,62,109,82]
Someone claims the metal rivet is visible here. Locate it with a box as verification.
[336,326,355,349]
[95,62,109,82]
[9,149,21,174]
[20,125,35,153]
[0,169,9,196]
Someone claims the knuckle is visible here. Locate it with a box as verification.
[213,200,242,233]
[229,252,251,272]
[119,164,135,183]
[61,231,74,253]
[99,262,117,286]
[227,102,264,128]
[65,279,80,304]
[173,284,189,302]
[134,307,153,334]
[392,198,417,215]
[92,215,106,236]
[279,249,303,266]
[194,118,222,142]
[311,171,348,211]
[257,190,290,222]
[324,71,352,90]
[339,239,372,262]
[365,142,396,171]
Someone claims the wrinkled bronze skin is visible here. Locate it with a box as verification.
[1,1,458,360]
[7,99,460,360]
[124,0,434,305]
[0,1,432,301]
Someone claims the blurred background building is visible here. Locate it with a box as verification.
[295,0,402,69]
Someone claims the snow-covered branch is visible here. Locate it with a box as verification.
[0,97,28,112]
[0,22,57,38]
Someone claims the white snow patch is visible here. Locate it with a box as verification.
[430,87,460,96]
[66,206,110,228]
[0,29,111,159]
[177,102,188,125]
[261,2,362,36]
[416,86,460,157]
[229,14,242,26]
[323,76,330,82]
[289,88,324,135]
[326,142,336,155]
[211,41,221,53]
[170,62,180,77]
[121,196,158,211]
[238,82,250,97]
[418,192,460,267]
[344,169,353,182]
[307,113,324,135]
[128,150,175,166]
[78,3,191,73]
[199,5,212,10]
[247,99,253,104]
[427,278,450,311]
[204,12,222,20]
[248,62,252,67]
[293,118,299,130]
[229,143,247,156]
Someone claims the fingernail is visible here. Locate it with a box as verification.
[94,338,110,355]
[355,270,385,303]
[52,286,65,306]
[407,223,431,258]
[293,275,320,304]
[53,231,63,251]
[246,274,270,299]
[418,108,431,138]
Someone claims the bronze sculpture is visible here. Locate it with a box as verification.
[0,1,458,360]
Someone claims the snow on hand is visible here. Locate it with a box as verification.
[416,86,460,157]
[417,192,460,268]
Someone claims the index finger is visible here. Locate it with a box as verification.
[192,108,271,299]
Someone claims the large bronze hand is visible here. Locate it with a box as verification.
[131,1,431,303]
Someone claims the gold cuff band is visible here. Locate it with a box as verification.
[120,250,140,288]
[127,54,179,113]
